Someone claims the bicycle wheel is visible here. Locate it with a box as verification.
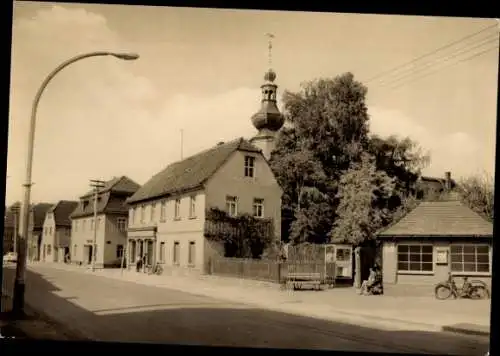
[470,285,490,300]
[435,284,453,300]
[155,265,163,275]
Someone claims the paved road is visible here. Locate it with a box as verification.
[2,265,489,355]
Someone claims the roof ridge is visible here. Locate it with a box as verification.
[108,176,125,190]
[156,137,245,171]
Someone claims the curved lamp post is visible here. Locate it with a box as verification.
[12,51,139,315]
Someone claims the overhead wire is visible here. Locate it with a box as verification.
[364,22,498,84]
[386,45,499,92]
[365,22,499,93]
[378,34,499,88]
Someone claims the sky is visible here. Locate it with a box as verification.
[6,2,499,205]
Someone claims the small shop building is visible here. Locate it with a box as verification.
[378,199,493,288]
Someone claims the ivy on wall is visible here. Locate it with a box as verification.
[204,207,274,258]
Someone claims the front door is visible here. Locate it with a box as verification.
[147,240,154,265]
[86,245,93,264]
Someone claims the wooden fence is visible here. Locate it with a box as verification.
[209,257,336,284]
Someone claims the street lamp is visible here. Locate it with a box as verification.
[12,51,139,316]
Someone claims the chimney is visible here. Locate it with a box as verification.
[444,171,452,191]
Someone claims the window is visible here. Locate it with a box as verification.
[252,198,264,218]
[397,244,433,272]
[73,244,77,257]
[151,203,157,222]
[336,247,351,262]
[47,244,52,255]
[174,199,181,219]
[226,196,238,217]
[82,219,86,231]
[173,241,180,265]
[188,241,196,266]
[91,219,95,231]
[116,244,124,259]
[451,244,490,273]
[140,205,146,223]
[117,218,127,232]
[74,221,78,232]
[129,208,134,224]
[160,201,167,221]
[189,196,196,218]
[244,156,255,177]
[159,242,165,262]
[83,200,89,210]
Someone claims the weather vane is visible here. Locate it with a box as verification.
[266,33,275,68]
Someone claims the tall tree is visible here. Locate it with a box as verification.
[367,135,430,216]
[331,153,395,246]
[283,73,370,175]
[457,172,494,221]
[271,72,371,243]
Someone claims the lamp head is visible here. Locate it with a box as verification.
[111,52,140,61]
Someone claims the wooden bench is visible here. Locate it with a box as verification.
[285,272,323,291]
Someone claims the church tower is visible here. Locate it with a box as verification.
[250,33,284,160]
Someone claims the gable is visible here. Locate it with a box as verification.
[207,149,283,193]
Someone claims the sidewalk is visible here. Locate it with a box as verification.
[32,262,491,337]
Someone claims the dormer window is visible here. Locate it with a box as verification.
[244,156,255,178]
[83,200,89,209]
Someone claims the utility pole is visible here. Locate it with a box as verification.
[90,179,106,272]
[13,208,18,254]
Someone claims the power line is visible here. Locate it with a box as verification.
[377,34,499,88]
[385,45,499,92]
[364,22,498,84]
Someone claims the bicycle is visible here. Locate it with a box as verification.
[434,272,490,300]
[147,263,164,275]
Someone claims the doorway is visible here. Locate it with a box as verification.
[84,245,93,264]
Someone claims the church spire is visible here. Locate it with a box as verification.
[249,33,284,160]
[251,33,284,132]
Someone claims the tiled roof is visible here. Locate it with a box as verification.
[127,138,262,204]
[378,200,493,237]
[31,203,54,229]
[71,176,140,219]
[48,200,79,227]
[81,176,141,198]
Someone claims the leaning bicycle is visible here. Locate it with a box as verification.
[147,263,164,276]
[434,273,490,300]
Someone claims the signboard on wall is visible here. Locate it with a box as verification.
[436,249,448,264]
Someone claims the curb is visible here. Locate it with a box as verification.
[442,324,490,337]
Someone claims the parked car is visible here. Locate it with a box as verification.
[3,252,18,263]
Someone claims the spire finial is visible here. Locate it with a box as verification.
[266,33,274,68]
